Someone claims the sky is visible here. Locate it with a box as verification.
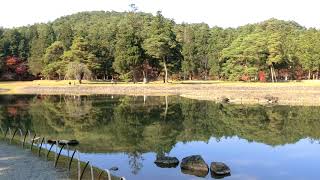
[1,0,320,28]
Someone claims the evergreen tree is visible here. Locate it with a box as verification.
[113,12,144,82]
[143,11,179,83]
[42,41,65,79]
[62,37,99,78]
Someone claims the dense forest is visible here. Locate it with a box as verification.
[1,10,320,82]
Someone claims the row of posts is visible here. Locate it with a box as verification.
[1,127,126,180]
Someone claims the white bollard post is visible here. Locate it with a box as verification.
[105,169,111,180]
[90,164,94,180]
[77,151,81,180]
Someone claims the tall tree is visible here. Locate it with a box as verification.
[194,23,210,79]
[65,62,91,83]
[178,24,197,80]
[62,37,99,78]
[28,24,56,75]
[297,29,320,79]
[56,23,74,49]
[267,32,284,82]
[113,10,144,82]
[208,27,237,78]
[42,41,65,79]
[143,11,179,83]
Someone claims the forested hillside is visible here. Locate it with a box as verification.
[0,10,319,82]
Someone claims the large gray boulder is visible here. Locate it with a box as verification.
[154,156,179,168]
[210,162,231,175]
[180,155,209,177]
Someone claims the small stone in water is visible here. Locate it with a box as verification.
[109,166,119,171]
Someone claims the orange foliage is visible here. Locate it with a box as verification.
[6,56,19,66]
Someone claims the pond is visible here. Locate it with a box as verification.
[0,95,320,180]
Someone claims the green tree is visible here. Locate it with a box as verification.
[87,22,117,80]
[267,32,285,82]
[28,24,56,75]
[42,41,65,79]
[113,11,144,82]
[65,62,91,83]
[297,29,320,79]
[208,27,237,78]
[179,24,197,80]
[62,37,99,78]
[143,11,180,83]
[55,23,74,49]
[220,33,267,81]
[43,41,65,64]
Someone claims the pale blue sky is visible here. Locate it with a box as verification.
[1,0,320,28]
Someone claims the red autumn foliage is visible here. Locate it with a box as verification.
[15,64,28,74]
[258,71,266,82]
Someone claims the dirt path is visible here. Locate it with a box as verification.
[0,142,69,180]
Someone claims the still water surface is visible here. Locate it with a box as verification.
[0,95,320,180]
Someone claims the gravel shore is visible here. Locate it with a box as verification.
[0,142,69,180]
[21,84,320,106]
[0,89,8,93]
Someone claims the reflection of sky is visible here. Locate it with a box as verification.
[52,137,320,180]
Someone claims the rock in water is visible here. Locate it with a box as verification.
[109,166,119,171]
[210,162,231,175]
[67,139,79,146]
[181,168,209,178]
[47,139,57,144]
[154,156,179,168]
[58,140,79,146]
[180,155,209,177]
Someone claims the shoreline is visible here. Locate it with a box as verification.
[1,82,319,106]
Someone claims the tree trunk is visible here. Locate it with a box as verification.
[204,69,207,80]
[308,70,311,80]
[133,70,136,84]
[164,95,168,120]
[270,66,274,83]
[104,68,108,80]
[271,65,277,82]
[143,71,147,83]
[163,59,168,83]
[273,67,278,82]
[204,58,208,80]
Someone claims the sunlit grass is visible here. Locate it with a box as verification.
[0,80,320,95]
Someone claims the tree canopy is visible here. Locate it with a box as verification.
[0,11,319,81]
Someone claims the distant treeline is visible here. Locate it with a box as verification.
[0,10,320,82]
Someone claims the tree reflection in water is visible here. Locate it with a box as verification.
[128,152,144,175]
[1,94,320,153]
